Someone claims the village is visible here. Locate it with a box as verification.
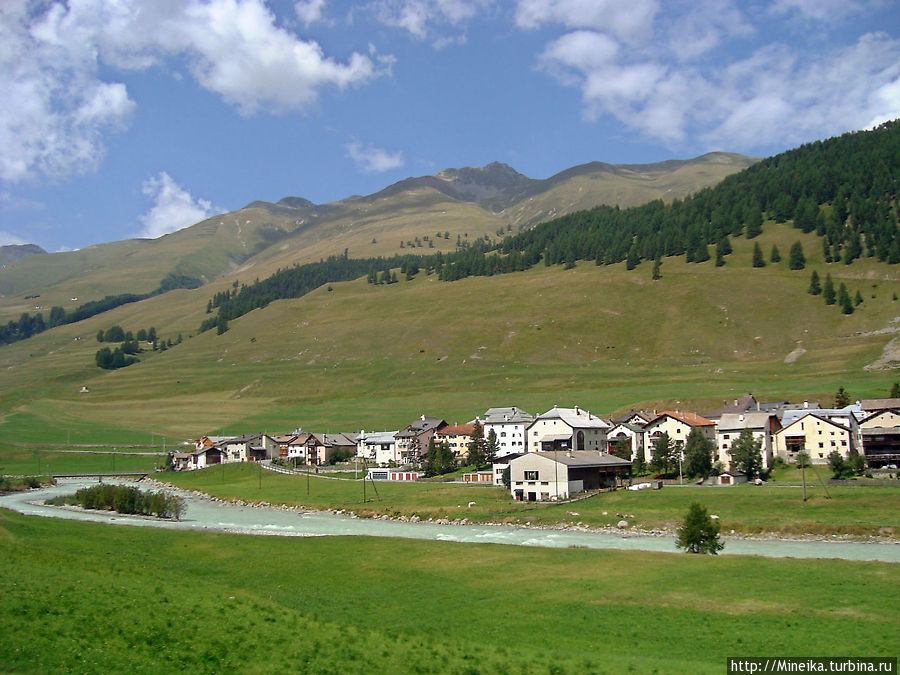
[172,394,900,502]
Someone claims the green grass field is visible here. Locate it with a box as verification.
[160,463,900,537]
[1,508,897,674]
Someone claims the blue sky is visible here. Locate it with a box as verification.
[1,0,899,252]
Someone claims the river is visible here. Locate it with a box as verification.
[2,479,898,562]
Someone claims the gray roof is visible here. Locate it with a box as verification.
[781,405,860,428]
[531,451,631,468]
[359,430,399,444]
[483,406,535,424]
[716,412,777,432]
[706,395,758,419]
[534,406,609,429]
[397,416,445,438]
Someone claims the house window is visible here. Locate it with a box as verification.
[541,481,549,486]
[524,470,539,480]
[723,434,730,440]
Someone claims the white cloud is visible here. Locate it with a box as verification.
[295,0,327,26]
[0,0,386,183]
[371,0,487,39]
[515,0,659,45]
[138,172,218,239]
[769,0,872,22]
[534,0,900,154]
[345,141,405,173]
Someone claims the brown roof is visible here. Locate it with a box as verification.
[861,398,900,411]
[654,411,716,427]
[436,423,475,436]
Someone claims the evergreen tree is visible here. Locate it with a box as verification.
[610,437,632,461]
[891,382,900,398]
[683,428,713,478]
[854,290,863,306]
[823,274,836,305]
[467,420,487,468]
[834,386,851,408]
[651,256,662,280]
[752,242,765,268]
[745,203,763,239]
[770,244,781,263]
[838,283,853,314]
[788,241,806,270]
[715,243,725,267]
[808,270,821,295]
[216,314,229,335]
[675,502,724,554]
[651,432,675,474]
[485,429,499,463]
[729,429,763,478]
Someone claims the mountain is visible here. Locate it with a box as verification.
[0,244,46,267]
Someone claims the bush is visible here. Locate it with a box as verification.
[68,484,184,519]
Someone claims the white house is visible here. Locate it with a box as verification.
[643,411,716,462]
[357,430,399,465]
[173,446,222,471]
[526,406,610,453]
[482,406,534,457]
[715,412,780,471]
[491,452,524,486]
[508,451,631,501]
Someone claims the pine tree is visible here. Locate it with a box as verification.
[834,386,851,408]
[651,256,662,280]
[715,243,725,267]
[676,503,724,554]
[752,242,765,268]
[854,290,863,306]
[770,244,781,263]
[467,420,487,468]
[890,382,900,398]
[788,241,806,270]
[823,274,836,305]
[808,270,821,295]
[485,429,499,463]
[838,283,853,314]
[745,203,763,239]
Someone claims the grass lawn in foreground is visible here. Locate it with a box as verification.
[0,508,897,674]
[163,463,900,536]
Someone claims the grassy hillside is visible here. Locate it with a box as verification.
[501,152,758,229]
[0,203,301,322]
[0,222,898,446]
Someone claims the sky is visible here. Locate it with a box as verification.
[1,0,899,252]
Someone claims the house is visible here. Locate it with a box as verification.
[612,410,654,427]
[509,451,632,501]
[395,415,447,465]
[526,405,610,453]
[482,406,534,457]
[708,472,749,486]
[433,423,475,460]
[173,446,222,471]
[491,452,524,486]
[774,412,857,463]
[303,433,358,465]
[705,394,759,421]
[859,408,900,468]
[644,411,716,458]
[858,398,900,420]
[780,404,862,454]
[715,412,781,471]
[357,430,399,465]
[221,434,278,462]
[605,422,646,463]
